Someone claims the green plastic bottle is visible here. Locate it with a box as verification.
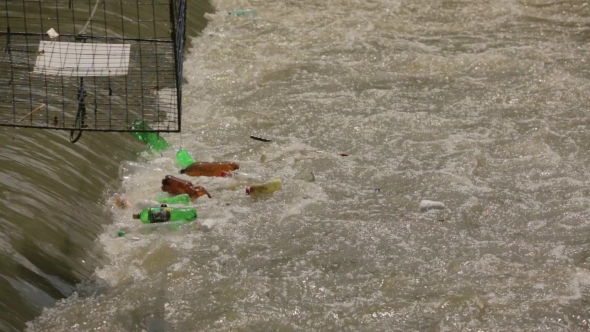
[176,149,195,168]
[129,120,171,152]
[156,193,191,205]
[132,206,197,224]
[228,9,256,17]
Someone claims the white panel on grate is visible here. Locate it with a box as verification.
[33,41,131,76]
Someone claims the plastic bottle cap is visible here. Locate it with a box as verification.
[220,171,228,177]
[245,187,251,195]
[117,230,125,237]
[132,213,140,219]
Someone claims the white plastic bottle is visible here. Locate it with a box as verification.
[220,170,265,182]
[118,161,164,180]
[133,200,162,210]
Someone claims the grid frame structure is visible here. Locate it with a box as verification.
[0,0,186,133]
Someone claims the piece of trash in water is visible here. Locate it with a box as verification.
[221,170,265,182]
[115,195,131,209]
[129,120,171,152]
[17,104,45,123]
[200,219,215,232]
[176,149,195,168]
[133,199,162,210]
[419,200,446,212]
[180,161,239,177]
[133,206,197,223]
[228,9,257,17]
[250,135,272,142]
[338,153,349,156]
[293,168,315,182]
[162,175,212,199]
[47,28,59,39]
[118,161,164,180]
[156,193,191,205]
[246,178,283,195]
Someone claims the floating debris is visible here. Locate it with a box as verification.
[17,104,46,123]
[180,161,239,177]
[176,149,195,168]
[419,200,446,212]
[46,28,59,39]
[114,195,131,209]
[250,135,272,142]
[293,168,315,182]
[246,178,283,196]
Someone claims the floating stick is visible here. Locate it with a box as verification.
[17,104,46,123]
[250,135,272,142]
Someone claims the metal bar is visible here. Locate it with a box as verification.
[1,32,173,43]
[135,0,145,125]
[0,124,181,133]
[119,0,129,129]
[21,0,33,126]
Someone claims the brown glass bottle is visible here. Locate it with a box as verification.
[161,175,211,200]
[179,162,239,177]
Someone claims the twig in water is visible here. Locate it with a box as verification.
[250,135,272,142]
[17,104,46,123]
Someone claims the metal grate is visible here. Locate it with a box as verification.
[0,0,186,134]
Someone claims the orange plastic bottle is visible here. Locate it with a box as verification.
[161,175,211,200]
[179,162,239,177]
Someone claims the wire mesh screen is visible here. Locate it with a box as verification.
[0,0,186,132]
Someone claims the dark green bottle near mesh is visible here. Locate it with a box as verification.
[176,149,195,168]
[132,206,197,224]
[129,120,170,152]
